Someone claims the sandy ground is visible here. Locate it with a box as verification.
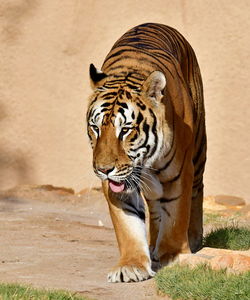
[0,185,169,300]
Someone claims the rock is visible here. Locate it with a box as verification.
[176,248,250,274]
[203,196,226,211]
[78,186,102,195]
[8,184,75,195]
[210,253,250,273]
[214,195,245,207]
[39,185,75,195]
[177,253,213,266]
[239,204,250,214]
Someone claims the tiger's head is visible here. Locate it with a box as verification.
[87,64,169,193]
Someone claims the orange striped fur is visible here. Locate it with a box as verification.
[86,23,206,282]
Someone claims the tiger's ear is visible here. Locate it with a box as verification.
[142,71,166,105]
[89,63,107,88]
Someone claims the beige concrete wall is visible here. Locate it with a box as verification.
[0,0,249,201]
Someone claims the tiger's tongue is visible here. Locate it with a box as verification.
[109,180,125,193]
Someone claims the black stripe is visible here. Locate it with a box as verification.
[143,120,150,134]
[126,83,140,90]
[156,147,176,174]
[101,102,113,107]
[194,159,206,178]
[132,121,149,152]
[148,108,158,157]
[126,91,132,99]
[117,101,128,109]
[125,77,143,86]
[115,25,176,58]
[102,95,116,100]
[167,150,187,183]
[136,100,146,110]
[118,107,126,119]
[87,107,94,121]
[129,74,145,81]
[136,111,144,125]
[104,48,174,78]
[159,195,181,203]
[103,79,124,86]
[102,91,117,97]
[192,176,203,189]
[101,108,111,113]
[161,206,171,216]
[193,133,206,165]
[100,85,117,90]
[151,216,161,222]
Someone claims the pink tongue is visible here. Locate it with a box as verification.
[109,180,125,193]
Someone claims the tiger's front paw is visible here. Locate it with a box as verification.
[107,265,155,283]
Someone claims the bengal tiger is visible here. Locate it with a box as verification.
[86,23,206,283]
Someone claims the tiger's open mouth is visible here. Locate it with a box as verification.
[108,169,142,193]
[108,179,125,193]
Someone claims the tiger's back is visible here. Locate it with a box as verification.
[87,23,206,282]
[103,23,204,117]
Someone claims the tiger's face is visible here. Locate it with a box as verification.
[87,65,167,193]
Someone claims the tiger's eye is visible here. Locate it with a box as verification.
[121,127,130,134]
[119,127,132,140]
[91,125,99,134]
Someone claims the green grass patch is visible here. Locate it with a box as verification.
[155,264,250,300]
[0,283,89,300]
[203,226,250,250]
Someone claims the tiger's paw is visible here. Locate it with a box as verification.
[107,265,155,283]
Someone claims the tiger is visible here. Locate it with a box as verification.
[86,23,206,283]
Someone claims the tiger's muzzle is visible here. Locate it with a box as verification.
[94,165,136,193]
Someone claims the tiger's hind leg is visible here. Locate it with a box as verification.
[152,149,194,266]
[188,174,205,252]
[152,195,191,267]
[188,128,206,252]
[147,199,161,271]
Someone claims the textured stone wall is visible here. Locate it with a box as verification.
[0,0,249,201]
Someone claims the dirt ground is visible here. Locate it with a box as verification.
[0,185,170,300]
[1,185,249,299]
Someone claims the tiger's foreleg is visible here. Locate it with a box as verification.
[102,181,155,283]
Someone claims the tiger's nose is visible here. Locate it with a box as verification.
[97,167,114,175]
